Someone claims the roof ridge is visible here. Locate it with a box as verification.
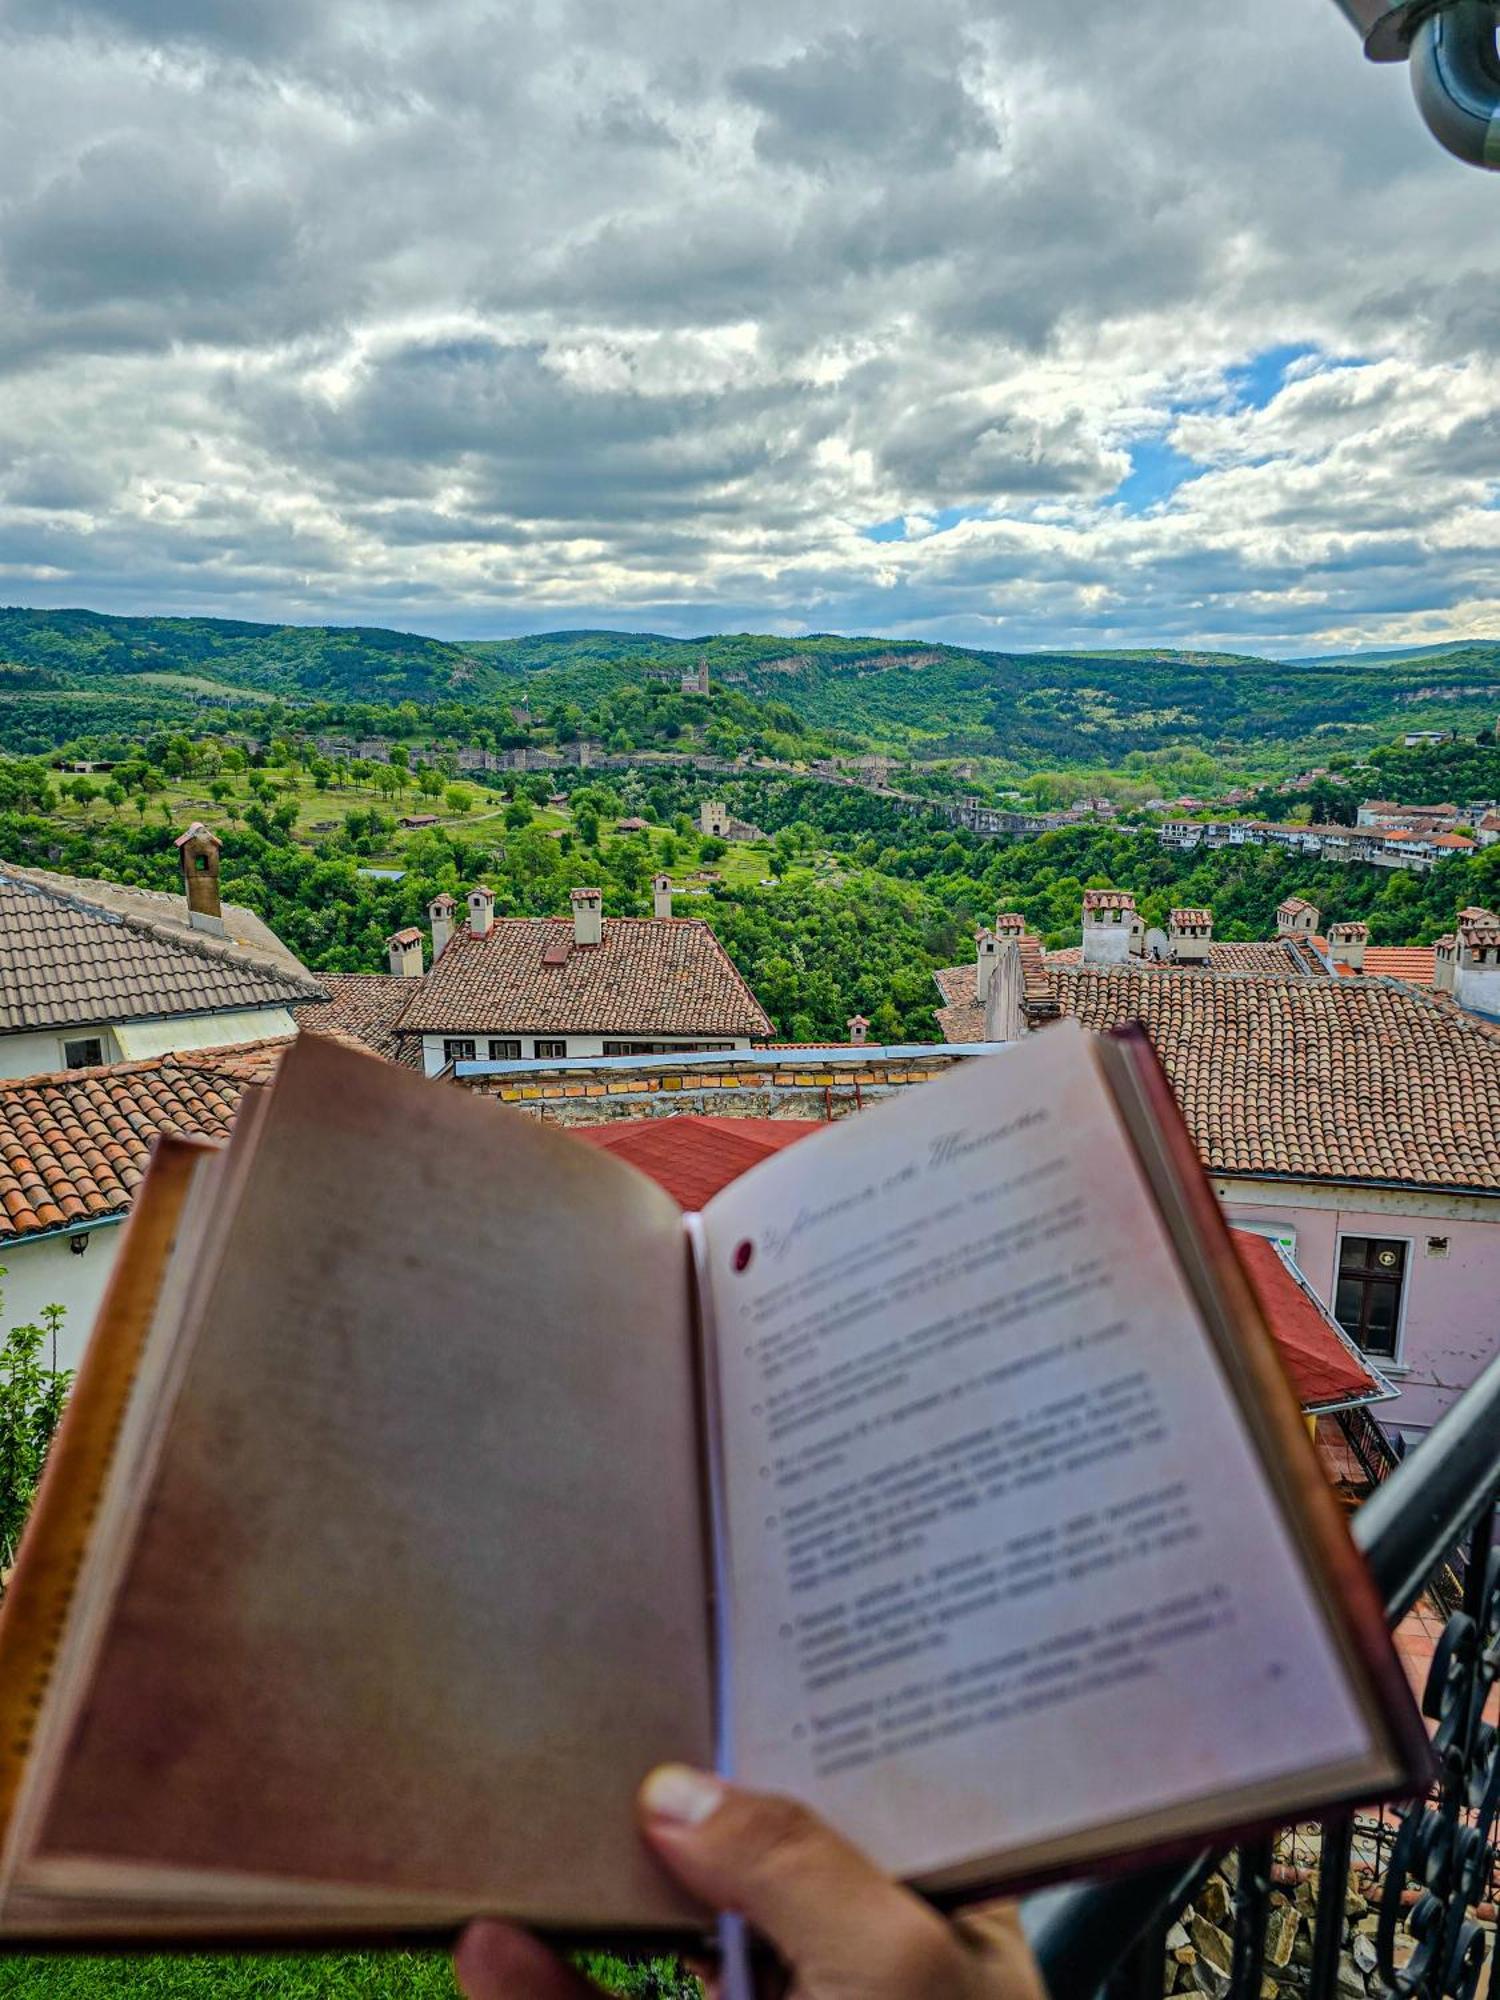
[0,866,323,1000]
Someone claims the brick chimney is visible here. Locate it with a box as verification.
[467,884,495,937]
[653,873,673,919]
[846,1014,870,1045]
[387,926,424,978]
[1081,890,1137,966]
[571,886,603,947]
[174,822,224,935]
[1328,920,1368,973]
[1276,896,1319,938]
[429,891,456,958]
[1168,907,1213,966]
[975,927,999,1003]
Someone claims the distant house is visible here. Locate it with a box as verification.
[311,884,772,1075]
[0,828,323,1079]
[398,813,440,829]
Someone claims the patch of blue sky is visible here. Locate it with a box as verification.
[1111,437,1201,513]
[1223,342,1320,410]
[862,504,989,543]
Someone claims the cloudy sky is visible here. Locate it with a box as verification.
[1,0,1497,655]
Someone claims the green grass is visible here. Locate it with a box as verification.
[0,1948,696,1997]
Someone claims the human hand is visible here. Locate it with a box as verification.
[454,1763,1048,2000]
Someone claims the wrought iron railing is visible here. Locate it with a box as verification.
[1025,1351,1500,2000]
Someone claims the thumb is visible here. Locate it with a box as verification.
[637,1765,963,1988]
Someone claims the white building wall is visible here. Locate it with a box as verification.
[421,1031,753,1076]
[0,1223,120,1374]
[0,1007,296,1080]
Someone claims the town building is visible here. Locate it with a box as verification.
[306,884,772,1074]
[931,898,1500,1440]
[0,829,323,1079]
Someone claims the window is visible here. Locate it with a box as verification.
[533,1040,567,1059]
[63,1036,105,1069]
[442,1038,477,1064]
[487,1039,522,1060]
[1334,1237,1408,1359]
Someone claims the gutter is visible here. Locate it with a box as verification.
[0,1212,125,1252]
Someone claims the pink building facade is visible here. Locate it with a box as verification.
[1214,1176,1498,1439]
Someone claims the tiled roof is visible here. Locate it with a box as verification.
[1082,890,1135,911]
[1044,938,1329,977]
[1336,946,1438,986]
[0,1027,386,1243]
[0,1044,273,1243]
[570,1114,820,1209]
[1170,908,1212,927]
[391,918,773,1039]
[1227,1231,1386,1412]
[1011,964,1500,1191]
[293,976,425,1064]
[0,866,323,1033]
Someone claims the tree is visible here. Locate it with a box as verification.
[504,800,533,830]
[0,1292,71,1584]
[417,765,445,799]
[445,785,474,815]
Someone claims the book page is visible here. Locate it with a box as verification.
[26,1035,713,1929]
[699,1023,1377,1885]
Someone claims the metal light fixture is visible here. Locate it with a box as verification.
[1330,0,1500,168]
[70,1232,89,1256]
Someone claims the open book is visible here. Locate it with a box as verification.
[0,1024,1426,1946]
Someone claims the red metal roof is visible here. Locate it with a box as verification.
[560,1115,1384,1414]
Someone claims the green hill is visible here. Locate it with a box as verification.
[5,607,1499,772]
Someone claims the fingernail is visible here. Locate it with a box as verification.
[640,1763,724,1826]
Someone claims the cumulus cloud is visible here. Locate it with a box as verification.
[0,0,1495,651]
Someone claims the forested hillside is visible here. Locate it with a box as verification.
[6,607,1500,777]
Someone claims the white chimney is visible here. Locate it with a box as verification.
[653,873,673,919]
[975,927,999,1003]
[1081,890,1137,966]
[387,927,424,978]
[1328,920,1368,973]
[994,911,1027,945]
[846,1014,870,1045]
[429,891,457,958]
[1276,896,1319,938]
[467,884,495,937]
[571,886,603,947]
[1169,907,1213,966]
[1455,908,1500,1018]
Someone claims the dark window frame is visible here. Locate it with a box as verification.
[487,1039,522,1060]
[442,1037,477,1064]
[533,1039,568,1059]
[62,1035,105,1070]
[1333,1234,1409,1360]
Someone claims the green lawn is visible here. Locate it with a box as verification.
[0,1948,696,1998]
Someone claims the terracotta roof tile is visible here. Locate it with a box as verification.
[392,917,772,1040]
[0,866,322,1033]
[0,1042,280,1244]
[936,960,1500,1192]
[293,976,426,1064]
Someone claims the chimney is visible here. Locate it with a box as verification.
[1081,889,1137,965]
[571,886,603,947]
[1454,906,1500,1018]
[1168,907,1213,966]
[386,926,424,978]
[653,873,673,919]
[1276,896,1319,938]
[467,884,495,937]
[174,822,224,935]
[993,911,1027,945]
[975,927,999,1003]
[846,1014,870,1045]
[1434,933,1458,993]
[429,891,456,958]
[1328,920,1368,973]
